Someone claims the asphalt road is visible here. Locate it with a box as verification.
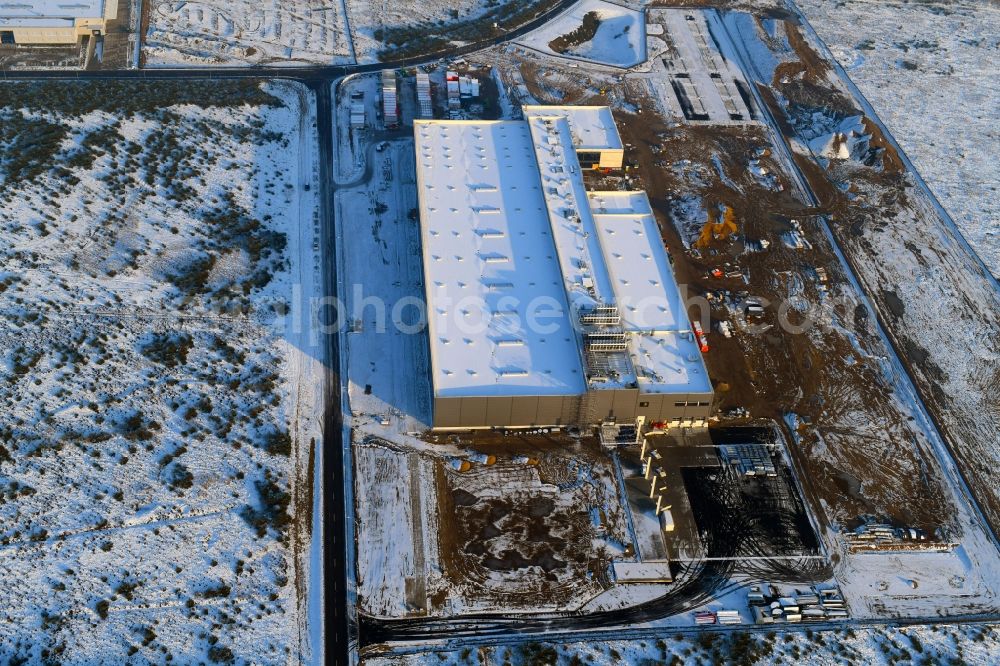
[312,78,352,666]
[370,610,1000,660]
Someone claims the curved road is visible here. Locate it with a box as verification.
[360,516,834,651]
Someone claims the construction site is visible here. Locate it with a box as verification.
[414,106,714,430]
[621,425,820,563]
[2,0,996,662]
[343,0,1000,654]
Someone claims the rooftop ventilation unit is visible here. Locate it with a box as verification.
[585,331,629,352]
[497,369,529,378]
[580,306,621,327]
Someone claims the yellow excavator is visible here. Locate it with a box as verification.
[695,204,738,248]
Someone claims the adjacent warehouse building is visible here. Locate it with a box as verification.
[415,106,713,429]
[523,105,624,169]
[0,0,117,45]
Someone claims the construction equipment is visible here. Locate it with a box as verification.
[692,320,709,353]
[695,203,738,248]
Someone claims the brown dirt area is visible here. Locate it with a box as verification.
[0,42,84,69]
[429,435,626,611]
[481,31,970,540]
[599,102,954,535]
[738,14,1000,540]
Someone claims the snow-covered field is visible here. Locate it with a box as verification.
[354,443,422,618]
[347,0,553,63]
[795,0,1000,278]
[0,80,322,662]
[346,0,490,63]
[520,0,646,68]
[143,0,559,65]
[368,623,1000,665]
[145,0,354,65]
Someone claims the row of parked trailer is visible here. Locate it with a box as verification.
[749,584,848,624]
[693,584,848,626]
[381,66,483,126]
[695,609,742,625]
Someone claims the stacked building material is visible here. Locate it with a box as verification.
[382,70,399,128]
[350,101,365,128]
[694,611,716,625]
[458,75,480,99]
[446,70,461,118]
[717,610,742,625]
[416,71,432,119]
[845,523,949,553]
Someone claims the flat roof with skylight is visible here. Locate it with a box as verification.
[523,105,624,151]
[591,191,711,394]
[525,112,614,312]
[415,107,713,426]
[415,119,586,398]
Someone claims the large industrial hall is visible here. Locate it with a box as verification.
[0,0,117,44]
[414,106,713,429]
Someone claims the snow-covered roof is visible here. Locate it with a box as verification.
[590,191,711,394]
[525,113,614,311]
[415,119,586,398]
[523,105,624,151]
[415,109,710,401]
[0,0,108,20]
[0,17,74,26]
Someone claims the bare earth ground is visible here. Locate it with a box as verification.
[751,9,1000,545]
[613,112,955,537]
[481,1,1000,617]
[431,434,630,614]
[0,80,320,662]
[354,429,631,618]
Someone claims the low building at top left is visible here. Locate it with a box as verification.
[0,0,117,45]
